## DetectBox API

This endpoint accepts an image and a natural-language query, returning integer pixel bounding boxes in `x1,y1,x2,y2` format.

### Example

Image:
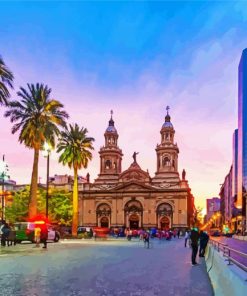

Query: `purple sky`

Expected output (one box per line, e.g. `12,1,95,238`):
1,1,247,209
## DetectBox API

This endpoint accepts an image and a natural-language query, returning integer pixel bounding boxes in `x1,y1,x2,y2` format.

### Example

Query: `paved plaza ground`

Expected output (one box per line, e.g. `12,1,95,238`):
0,238,213,296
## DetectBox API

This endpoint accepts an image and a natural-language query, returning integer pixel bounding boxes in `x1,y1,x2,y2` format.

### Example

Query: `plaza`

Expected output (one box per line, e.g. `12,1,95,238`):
0,239,213,296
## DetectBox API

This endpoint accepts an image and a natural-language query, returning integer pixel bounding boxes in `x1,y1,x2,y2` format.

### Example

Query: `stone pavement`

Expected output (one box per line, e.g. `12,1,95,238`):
0,239,214,296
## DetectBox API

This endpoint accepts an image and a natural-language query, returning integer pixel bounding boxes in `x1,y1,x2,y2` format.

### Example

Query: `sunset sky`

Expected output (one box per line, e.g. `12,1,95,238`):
1,1,247,209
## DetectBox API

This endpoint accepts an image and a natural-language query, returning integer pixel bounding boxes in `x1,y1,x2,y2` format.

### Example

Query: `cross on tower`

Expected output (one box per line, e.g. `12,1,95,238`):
166,106,170,115
110,110,113,119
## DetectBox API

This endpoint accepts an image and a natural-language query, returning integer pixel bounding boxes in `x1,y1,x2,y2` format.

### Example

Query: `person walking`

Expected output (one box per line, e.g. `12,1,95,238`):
34,226,41,247
40,224,48,249
0,221,10,247
177,229,181,239
7,224,16,246
184,230,190,247
199,231,209,257
190,228,200,266
143,231,150,249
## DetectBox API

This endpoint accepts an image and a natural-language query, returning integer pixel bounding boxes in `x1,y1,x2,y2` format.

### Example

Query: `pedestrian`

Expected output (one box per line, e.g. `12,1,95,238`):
7,224,16,246
1,221,10,247
184,230,190,247
143,231,150,249
199,231,209,257
40,224,48,249
34,226,41,247
177,229,180,239
190,228,200,266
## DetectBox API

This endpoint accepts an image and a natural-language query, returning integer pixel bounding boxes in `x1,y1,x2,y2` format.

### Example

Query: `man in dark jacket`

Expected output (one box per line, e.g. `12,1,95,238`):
40,224,48,249
199,231,209,257
190,228,200,265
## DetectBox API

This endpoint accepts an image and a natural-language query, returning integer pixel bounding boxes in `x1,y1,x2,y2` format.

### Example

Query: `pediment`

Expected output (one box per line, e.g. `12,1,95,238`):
109,181,153,192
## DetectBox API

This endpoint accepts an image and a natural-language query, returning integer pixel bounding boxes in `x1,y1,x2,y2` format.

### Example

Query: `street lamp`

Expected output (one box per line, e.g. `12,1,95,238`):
0,155,9,221
42,142,51,218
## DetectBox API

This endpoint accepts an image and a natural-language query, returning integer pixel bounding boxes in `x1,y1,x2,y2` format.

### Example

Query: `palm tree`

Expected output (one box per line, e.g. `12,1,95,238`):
0,55,14,105
5,83,69,218
57,123,94,236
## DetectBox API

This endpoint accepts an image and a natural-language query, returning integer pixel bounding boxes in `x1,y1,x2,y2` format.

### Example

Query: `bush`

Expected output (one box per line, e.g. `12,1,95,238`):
77,232,92,239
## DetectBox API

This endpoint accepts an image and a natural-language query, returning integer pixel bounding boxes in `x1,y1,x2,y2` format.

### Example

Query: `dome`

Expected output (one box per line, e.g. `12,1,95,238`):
162,107,174,129
162,121,173,128
106,125,117,133
105,110,118,133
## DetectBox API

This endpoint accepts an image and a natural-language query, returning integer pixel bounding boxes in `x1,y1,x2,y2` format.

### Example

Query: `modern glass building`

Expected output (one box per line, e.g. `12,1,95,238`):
232,129,238,198
237,48,247,230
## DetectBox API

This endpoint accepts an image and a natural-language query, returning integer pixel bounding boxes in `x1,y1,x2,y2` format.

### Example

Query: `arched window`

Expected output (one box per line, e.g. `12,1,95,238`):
165,133,169,140
124,200,143,213
96,203,111,217
105,160,111,169
156,203,173,216
163,156,171,166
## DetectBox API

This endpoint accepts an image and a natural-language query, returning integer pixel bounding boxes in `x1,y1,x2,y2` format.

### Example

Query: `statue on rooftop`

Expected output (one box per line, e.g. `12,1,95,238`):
132,152,139,163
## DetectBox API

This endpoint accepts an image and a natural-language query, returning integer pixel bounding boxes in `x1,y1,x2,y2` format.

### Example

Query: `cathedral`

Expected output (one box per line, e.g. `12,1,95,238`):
79,108,195,230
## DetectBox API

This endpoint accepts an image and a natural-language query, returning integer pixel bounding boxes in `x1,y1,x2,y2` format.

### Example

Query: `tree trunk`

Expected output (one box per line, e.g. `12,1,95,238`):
72,167,78,237
28,148,39,219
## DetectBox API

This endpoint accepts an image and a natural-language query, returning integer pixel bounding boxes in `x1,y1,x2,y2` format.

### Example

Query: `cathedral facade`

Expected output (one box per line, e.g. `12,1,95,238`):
78,109,195,230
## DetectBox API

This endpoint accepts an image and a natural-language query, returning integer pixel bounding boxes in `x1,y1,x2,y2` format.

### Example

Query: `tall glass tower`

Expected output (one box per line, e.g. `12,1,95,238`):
238,48,247,230
232,129,238,198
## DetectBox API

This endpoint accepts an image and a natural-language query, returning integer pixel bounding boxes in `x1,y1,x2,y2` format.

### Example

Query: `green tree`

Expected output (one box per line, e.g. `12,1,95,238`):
5,187,73,225
39,189,73,225
5,187,29,223
0,55,14,105
57,123,94,236
5,83,69,218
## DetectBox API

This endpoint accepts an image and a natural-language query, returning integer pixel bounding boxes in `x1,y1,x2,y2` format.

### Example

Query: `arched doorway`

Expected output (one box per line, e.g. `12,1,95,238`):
124,200,143,229
100,217,109,228
156,203,173,229
96,203,111,227
129,214,139,229
160,216,170,229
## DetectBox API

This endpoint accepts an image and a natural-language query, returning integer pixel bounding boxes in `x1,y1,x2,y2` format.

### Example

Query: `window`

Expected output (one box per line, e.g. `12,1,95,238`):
105,160,111,169
163,156,171,166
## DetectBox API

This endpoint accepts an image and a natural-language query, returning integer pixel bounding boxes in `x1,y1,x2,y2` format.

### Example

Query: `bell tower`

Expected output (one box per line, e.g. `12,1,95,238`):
95,111,123,184
152,106,180,184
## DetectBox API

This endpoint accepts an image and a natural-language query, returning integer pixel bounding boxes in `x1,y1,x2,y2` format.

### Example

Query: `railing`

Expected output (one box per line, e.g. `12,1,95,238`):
210,238,247,273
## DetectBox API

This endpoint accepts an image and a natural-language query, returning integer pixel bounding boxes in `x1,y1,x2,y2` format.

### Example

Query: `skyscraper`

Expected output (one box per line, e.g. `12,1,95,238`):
237,48,247,231
232,129,238,198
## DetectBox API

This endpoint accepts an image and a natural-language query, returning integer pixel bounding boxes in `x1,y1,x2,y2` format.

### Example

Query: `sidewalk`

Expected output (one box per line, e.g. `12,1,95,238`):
0,238,214,296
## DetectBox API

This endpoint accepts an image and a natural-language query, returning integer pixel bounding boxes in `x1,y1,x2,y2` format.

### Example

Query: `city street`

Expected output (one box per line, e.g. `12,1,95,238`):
0,238,213,296
212,236,247,267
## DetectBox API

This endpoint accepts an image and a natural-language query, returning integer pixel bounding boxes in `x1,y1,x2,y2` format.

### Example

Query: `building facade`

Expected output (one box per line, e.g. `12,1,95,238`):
79,109,195,230
237,48,247,231
206,197,220,222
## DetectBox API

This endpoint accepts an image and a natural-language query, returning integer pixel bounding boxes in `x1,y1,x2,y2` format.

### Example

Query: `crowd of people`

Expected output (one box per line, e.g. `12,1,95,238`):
124,228,182,240
1,220,209,260
124,227,209,262
0,220,48,249
0,221,17,247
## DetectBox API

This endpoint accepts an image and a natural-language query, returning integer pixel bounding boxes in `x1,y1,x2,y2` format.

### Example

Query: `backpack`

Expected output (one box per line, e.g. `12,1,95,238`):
2,226,10,236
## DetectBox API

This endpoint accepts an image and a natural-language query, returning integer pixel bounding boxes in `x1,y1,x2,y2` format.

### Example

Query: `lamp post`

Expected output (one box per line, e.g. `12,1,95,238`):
0,155,9,221
43,142,51,218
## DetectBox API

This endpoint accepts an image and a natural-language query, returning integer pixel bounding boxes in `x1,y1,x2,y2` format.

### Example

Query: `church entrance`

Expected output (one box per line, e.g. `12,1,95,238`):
160,216,170,229
100,217,109,228
129,214,139,229
124,200,143,229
